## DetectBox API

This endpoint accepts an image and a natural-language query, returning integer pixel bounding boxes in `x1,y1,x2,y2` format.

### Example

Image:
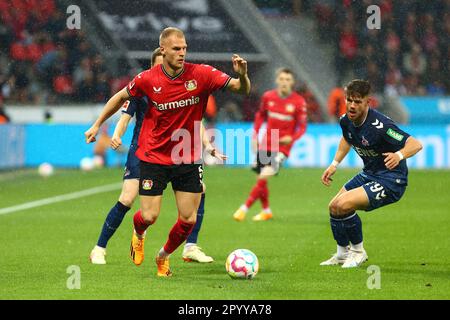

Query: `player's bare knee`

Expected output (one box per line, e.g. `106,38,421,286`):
141,210,159,225
118,195,136,208
335,200,355,216
178,209,197,224
329,199,339,216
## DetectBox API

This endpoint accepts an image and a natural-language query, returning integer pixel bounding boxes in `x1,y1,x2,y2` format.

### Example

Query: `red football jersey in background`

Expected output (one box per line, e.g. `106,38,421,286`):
127,63,231,165
254,89,307,156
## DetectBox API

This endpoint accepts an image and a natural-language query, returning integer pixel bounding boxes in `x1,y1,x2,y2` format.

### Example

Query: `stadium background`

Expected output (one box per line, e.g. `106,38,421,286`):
1,0,449,300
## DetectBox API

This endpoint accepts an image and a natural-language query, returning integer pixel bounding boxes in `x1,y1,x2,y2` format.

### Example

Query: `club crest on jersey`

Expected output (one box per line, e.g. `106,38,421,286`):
361,135,369,146
286,104,295,113
142,179,153,190
185,80,197,91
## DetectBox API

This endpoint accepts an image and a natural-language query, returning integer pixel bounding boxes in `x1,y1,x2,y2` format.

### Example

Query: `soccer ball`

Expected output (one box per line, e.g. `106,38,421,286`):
225,249,259,279
80,157,94,171
38,162,54,177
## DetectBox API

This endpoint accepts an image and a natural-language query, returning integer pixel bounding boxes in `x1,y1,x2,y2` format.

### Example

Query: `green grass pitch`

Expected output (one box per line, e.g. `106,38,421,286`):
0,167,449,300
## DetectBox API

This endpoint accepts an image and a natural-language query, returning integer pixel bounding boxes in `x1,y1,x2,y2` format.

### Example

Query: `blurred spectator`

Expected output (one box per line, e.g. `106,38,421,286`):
204,95,218,124
403,43,427,76
327,87,346,121
335,21,358,84
384,60,407,97
297,82,322,122
217,100,243,123
0,99,10,124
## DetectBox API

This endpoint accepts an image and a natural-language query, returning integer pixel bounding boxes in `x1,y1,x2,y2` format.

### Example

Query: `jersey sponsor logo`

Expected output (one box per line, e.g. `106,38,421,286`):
152,96,200,111
371,119,384,129
268,101,275,107
185,80,198,91
142,179,153,190
286,104,295,113
267,111,294,121
348,132,352,139
361,135,369,146
153,86,162,93
353,146,379,157
386,128,404,141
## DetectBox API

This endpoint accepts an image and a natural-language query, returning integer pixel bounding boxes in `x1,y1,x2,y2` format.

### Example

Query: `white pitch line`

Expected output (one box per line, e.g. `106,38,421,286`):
0,182,122,216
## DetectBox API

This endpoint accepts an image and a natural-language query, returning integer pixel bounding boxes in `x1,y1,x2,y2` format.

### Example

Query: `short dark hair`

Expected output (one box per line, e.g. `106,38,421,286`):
276,67,295,78
345,79,371,98
150,47,162,67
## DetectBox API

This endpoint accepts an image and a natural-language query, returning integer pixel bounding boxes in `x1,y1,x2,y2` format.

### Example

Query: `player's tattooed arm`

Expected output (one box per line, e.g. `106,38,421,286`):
321,137,351,186
227,54,251,95
110,113,132,150
84,87,131,143
383,136,423,170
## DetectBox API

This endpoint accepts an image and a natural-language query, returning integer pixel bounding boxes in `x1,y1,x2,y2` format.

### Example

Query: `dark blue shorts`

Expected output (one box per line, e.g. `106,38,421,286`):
123,148,140,180
344,172,406,211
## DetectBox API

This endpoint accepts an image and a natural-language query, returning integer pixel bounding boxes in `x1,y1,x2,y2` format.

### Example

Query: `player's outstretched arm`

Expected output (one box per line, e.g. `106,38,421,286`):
383,136,423,170
321,137,351,186
227,54,251,95
84,87,130,143
110,113,132,150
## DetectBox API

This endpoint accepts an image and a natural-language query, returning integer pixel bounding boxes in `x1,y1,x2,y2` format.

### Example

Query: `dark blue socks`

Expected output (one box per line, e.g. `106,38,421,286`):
186,193,205,244
330,212,363,247
97,201,130,248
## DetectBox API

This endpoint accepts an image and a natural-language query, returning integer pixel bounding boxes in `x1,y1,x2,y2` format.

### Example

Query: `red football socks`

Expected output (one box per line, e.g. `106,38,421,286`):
163,218,195,254
245,179,268,208
133,210,152,236
260,180,270,209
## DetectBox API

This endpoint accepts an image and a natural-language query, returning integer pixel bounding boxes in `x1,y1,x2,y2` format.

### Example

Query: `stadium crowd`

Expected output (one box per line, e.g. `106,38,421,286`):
313,0,450,96
0,0,114,106
1,0,449,124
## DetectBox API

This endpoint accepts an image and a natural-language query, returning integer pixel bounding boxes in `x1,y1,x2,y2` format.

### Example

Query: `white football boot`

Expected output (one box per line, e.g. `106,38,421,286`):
320,252,349,266
89,246,106,265
341,249,368,268
182,245,214,263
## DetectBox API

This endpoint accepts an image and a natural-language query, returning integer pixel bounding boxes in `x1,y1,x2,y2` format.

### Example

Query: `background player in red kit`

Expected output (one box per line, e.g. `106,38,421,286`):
233,68,307,222
85,27,250,277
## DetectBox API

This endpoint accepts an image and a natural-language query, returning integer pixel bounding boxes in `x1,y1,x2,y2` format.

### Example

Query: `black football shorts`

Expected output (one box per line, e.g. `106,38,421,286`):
139,161,203,196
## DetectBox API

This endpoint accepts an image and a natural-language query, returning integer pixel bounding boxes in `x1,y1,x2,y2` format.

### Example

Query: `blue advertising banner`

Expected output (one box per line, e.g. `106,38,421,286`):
1,123,448,169
400,97,450,125
0,124,25,169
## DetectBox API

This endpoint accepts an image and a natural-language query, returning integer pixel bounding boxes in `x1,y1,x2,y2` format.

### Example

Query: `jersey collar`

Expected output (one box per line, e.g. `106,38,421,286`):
161,64,185,80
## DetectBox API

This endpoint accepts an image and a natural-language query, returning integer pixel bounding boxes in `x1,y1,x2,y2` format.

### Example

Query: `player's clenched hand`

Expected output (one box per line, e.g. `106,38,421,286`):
383,152,401,170
110,135,122,150
321,165,337,186
84,125,99,143
232,54,247,76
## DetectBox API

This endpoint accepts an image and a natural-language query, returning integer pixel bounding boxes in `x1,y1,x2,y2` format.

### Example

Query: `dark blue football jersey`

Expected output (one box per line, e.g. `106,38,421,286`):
340,108,410,191
121,97,148,151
